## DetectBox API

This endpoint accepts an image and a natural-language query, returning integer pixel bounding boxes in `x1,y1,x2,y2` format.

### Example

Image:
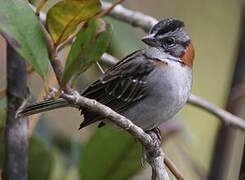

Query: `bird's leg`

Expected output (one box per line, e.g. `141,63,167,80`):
141,128,162,166
152,127,162,144
146,127,162,148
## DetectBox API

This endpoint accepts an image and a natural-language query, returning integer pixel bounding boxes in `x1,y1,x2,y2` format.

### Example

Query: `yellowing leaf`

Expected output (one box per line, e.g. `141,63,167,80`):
47,0,101,44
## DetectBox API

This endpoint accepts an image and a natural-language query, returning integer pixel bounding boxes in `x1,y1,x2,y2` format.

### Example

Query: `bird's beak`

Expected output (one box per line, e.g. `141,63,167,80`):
141,34,158,47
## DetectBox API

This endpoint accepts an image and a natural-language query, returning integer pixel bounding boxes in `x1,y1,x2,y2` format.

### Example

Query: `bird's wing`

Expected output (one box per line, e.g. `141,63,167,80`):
79,50,156,129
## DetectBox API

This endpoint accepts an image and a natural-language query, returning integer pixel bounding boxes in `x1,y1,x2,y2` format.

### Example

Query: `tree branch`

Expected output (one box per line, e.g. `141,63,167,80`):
164,156,184,180
188,94,245,131
3,44,29,180
100,52,119,66
101,2,158,32
60,91,170,180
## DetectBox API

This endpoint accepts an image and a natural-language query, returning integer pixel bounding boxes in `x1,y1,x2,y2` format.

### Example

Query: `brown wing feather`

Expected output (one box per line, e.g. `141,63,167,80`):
79,50,156,129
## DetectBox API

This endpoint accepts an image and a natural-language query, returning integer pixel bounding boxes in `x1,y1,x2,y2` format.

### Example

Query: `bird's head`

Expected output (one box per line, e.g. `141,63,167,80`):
142,18,194,67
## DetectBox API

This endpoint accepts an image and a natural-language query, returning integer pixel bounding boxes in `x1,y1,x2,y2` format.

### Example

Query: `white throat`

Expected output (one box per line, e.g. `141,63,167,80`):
144,46,181,64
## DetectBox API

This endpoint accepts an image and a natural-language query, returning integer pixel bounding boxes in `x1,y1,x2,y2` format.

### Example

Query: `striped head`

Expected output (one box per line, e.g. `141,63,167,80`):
142,18,194,67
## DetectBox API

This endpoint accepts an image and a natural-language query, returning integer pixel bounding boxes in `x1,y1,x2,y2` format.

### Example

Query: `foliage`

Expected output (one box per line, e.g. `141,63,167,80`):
0,0,143,179
46,0,101,44
62,18,112,85
80,127,142,180
0,0,49,77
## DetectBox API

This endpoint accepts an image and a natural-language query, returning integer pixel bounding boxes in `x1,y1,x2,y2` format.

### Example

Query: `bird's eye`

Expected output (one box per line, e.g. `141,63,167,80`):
164,37,175,47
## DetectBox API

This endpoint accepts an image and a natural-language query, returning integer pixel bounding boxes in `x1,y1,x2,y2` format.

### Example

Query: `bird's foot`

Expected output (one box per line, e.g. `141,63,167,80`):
141,128,162,166
146,127,162,147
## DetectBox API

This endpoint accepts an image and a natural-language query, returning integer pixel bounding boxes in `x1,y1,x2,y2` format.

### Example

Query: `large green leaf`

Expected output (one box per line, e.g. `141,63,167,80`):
79,127,142,180
61,18,112,86
0,0,49,77
46,0,101,44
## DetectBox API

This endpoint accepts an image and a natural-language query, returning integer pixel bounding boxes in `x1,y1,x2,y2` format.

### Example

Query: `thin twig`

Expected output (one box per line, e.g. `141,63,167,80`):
40,23,54,56
101,2,158,32
164,156,184,180
97,0,125,18
29,3,64,88
188,94,245,131
174,141,206,179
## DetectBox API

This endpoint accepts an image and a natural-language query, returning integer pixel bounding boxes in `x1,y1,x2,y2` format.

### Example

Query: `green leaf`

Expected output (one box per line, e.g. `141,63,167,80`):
28,136,54,180
61,18,112,86
79,127,142,180
0,0,49,77
47,0,101,44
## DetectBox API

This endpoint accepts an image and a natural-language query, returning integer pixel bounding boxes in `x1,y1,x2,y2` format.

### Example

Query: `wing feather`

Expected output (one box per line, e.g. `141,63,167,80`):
79,50,156,129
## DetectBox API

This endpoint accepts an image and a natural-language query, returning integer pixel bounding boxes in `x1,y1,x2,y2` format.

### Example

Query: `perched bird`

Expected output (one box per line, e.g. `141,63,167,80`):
21,18,194,131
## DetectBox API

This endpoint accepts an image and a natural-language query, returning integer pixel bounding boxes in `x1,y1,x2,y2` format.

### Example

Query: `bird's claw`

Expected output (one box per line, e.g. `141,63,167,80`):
140,128,163,166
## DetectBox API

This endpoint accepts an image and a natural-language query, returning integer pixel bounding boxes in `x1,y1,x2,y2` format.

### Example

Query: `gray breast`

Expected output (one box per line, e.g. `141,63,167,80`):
122,61,192,130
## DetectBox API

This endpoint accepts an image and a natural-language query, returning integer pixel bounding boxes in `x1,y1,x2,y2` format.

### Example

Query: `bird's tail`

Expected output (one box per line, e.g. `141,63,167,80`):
20,98,79,116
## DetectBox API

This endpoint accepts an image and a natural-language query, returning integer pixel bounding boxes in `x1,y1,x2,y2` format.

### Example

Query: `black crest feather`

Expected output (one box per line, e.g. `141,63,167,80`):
150,18,184,35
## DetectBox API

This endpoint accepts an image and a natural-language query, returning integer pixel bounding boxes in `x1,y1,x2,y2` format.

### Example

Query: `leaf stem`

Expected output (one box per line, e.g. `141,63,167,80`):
164,156,184,180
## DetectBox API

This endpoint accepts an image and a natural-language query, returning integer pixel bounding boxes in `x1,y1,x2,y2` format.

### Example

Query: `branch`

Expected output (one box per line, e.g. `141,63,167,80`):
164,156,184,180
97,0,126,18
3,44,29,180
101,2,158,32
188,94,245,131
100,52,119,66
29,3,64,87
60,91,170,180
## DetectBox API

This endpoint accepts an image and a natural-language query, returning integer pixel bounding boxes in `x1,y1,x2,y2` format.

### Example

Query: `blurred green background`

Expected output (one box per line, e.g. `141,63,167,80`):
0,0,243,179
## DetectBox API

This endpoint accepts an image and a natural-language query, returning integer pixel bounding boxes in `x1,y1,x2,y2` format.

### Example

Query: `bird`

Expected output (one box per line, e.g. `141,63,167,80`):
20,18,195,131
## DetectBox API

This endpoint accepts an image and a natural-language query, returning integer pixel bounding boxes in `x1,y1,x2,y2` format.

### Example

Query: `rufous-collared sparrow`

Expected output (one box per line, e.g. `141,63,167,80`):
21,18,195,131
